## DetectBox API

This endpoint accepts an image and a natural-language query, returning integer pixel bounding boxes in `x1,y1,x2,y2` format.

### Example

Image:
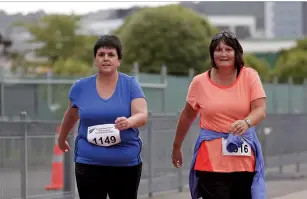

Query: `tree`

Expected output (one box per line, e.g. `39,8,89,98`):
244,54,271,82
114,5,217,76
274,49,307,84
15,14,97,76
52,58,94,77
9,51,26,73
12,15,99,119
296,37,307,51
273,36,307,84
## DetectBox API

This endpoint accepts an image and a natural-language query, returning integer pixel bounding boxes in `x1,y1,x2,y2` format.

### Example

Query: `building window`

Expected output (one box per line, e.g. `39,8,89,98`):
216,25,231,32
235,26,251,39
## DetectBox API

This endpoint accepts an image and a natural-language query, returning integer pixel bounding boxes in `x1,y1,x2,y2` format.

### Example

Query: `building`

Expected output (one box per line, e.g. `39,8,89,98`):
181,1,307,39
205,15,259,39
265,2,306,39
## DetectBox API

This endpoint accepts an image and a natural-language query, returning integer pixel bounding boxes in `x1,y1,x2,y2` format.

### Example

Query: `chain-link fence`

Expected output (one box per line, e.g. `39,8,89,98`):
1,112,307,199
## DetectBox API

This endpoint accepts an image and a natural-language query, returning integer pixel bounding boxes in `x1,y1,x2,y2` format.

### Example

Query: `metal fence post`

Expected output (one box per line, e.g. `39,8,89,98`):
161,65,167,113
132,62,140,81
262,127,271,168
0,83,4,117
288,77,293,113
297,79,307,173
64,125,76,199
147,112,153,197
304,79,307,113
176,112,183,192
188,68,195,80
296,154,301,173
272,77,283,173
257,127,266,167
20,111,28,199
272,76,278,113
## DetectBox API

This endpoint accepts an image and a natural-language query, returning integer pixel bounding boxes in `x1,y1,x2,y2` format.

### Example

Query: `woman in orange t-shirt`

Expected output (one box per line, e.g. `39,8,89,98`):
172,31,267,199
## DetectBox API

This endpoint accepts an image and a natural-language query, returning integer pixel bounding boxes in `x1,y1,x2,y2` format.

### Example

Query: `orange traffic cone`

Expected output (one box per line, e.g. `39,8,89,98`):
45,125,64,190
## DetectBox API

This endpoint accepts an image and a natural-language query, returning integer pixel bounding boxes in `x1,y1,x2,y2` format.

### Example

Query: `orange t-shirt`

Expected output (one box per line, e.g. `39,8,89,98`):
186,67,266,173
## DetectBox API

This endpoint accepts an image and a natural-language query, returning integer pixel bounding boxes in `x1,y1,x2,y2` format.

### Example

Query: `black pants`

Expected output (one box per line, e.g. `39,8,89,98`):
75,162,142,199
196,171,255,199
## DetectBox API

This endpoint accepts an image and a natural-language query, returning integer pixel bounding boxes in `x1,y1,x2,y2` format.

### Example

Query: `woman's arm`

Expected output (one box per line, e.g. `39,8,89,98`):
245,97,267,127
173,102,199,149
58,102,79,140
128,98,148,128
230,98,267,135
58,102,79,151
231,69,267,134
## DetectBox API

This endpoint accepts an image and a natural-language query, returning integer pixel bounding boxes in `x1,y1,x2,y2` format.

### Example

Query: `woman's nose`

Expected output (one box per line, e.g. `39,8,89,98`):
102,55,110,60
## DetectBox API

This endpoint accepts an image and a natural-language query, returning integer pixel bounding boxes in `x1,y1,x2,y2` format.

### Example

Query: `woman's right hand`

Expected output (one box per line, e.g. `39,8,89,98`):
171,147,183,168
58,136,71,152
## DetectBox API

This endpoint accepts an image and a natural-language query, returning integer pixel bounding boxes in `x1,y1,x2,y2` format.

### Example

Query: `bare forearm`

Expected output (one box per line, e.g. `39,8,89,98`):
128,112,148,128
245,107,266,126
173,112,196,149
58,111,78,140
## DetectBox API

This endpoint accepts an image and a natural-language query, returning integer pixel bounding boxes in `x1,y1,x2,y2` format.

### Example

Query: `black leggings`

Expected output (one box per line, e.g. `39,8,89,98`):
75,162,142,199
196,171,255,199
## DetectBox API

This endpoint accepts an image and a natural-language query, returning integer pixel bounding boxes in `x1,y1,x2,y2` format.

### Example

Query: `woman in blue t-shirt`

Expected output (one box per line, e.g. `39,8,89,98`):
57,35,148,199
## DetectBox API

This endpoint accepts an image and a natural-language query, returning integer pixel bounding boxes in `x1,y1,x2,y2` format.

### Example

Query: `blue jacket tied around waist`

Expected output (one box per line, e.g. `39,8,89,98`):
189,127,266,199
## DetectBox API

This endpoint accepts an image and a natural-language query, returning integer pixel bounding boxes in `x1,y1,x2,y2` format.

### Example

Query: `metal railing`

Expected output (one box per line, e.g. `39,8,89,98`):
1,112,307,199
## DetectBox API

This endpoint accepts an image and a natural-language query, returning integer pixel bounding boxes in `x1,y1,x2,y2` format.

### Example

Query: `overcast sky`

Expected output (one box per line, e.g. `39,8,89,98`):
0,1,179,15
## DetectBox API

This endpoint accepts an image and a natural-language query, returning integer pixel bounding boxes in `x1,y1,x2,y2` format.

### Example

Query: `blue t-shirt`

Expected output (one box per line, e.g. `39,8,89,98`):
69,72,146,166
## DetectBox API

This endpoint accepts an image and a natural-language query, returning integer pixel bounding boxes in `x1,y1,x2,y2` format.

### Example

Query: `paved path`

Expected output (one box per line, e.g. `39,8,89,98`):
1,163,307,199
271,190,307,199
140,188,307,199
140,163,307,199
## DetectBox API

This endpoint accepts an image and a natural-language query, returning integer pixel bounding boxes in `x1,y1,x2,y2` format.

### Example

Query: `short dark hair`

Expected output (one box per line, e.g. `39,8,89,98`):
209,31,244,70
93,35,123,59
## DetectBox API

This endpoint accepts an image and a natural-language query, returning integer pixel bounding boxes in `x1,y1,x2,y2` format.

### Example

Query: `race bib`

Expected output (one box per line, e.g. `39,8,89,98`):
222,138,251,156
87,124,121,147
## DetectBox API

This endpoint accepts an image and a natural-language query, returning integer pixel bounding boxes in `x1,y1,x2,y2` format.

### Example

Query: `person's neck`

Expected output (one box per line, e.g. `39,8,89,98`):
212,67,237,80
97,71,119,85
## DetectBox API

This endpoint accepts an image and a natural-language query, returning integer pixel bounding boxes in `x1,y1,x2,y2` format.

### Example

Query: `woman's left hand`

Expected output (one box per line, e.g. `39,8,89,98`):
115,117,132,130
230,120,249,136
